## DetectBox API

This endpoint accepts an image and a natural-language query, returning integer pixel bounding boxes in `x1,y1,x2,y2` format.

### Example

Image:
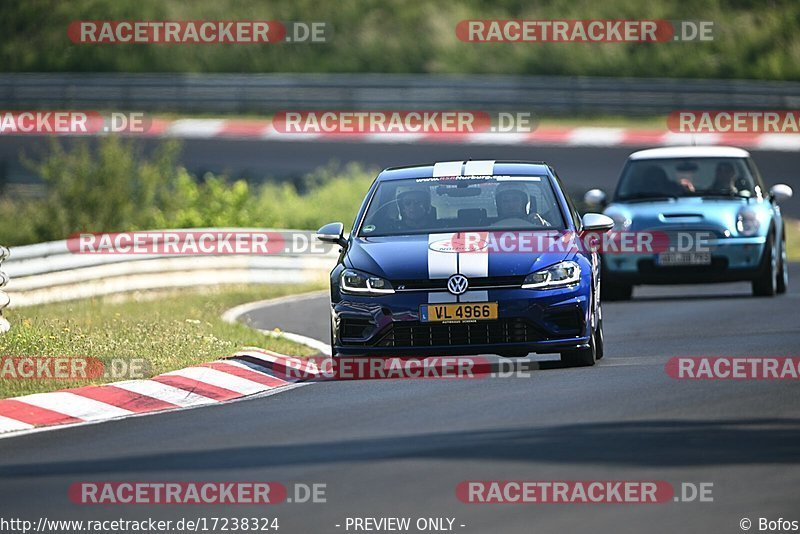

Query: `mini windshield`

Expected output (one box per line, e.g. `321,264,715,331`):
616,157,757,201
358,176,566,237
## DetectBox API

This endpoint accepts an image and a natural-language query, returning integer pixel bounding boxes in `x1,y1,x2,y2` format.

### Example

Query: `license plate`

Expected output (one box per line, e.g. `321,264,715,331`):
657,252,711,266
420,302,498,323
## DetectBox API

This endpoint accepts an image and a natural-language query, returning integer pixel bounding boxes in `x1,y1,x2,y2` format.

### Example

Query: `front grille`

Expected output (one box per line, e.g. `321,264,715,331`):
637,257,729,273
374,318,547,347
394,276,525,291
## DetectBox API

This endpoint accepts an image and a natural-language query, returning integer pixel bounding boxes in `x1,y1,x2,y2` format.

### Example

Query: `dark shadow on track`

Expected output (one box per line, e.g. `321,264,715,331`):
3,418,798,478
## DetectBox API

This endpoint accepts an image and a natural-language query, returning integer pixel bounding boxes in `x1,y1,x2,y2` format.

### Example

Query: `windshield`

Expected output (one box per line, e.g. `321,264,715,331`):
358,175,566,237
615,157,757,201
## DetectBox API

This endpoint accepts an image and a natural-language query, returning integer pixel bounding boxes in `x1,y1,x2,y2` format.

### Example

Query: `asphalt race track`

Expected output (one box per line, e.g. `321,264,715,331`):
0,265,798,533
3,137,800,217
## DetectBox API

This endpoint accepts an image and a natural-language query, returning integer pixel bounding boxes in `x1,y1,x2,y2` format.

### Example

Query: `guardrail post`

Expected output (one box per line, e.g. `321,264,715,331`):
0,245,9,332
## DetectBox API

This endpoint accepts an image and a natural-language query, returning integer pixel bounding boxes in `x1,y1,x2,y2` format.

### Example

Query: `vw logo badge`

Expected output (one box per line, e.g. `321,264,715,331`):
447,274,469,295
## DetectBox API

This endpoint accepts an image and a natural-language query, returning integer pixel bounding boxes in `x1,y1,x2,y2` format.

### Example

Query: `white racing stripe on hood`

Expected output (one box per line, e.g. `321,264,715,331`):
459,242,489,278
427,232,490,303
428,233,458,279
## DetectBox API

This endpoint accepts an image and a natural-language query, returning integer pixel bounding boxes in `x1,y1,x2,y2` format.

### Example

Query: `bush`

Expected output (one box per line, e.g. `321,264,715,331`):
0,138,376,246
1,0,800,80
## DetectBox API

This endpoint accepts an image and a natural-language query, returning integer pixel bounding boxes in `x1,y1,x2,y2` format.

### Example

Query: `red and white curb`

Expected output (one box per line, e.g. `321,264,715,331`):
0,348,322,437
27,118,800,151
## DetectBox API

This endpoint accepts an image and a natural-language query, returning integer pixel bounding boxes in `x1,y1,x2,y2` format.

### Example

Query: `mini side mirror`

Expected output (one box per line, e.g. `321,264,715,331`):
584,189,607,207
769,184,793,204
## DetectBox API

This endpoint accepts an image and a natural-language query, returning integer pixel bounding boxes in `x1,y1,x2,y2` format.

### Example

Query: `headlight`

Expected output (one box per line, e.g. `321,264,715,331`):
340,269,394,295
736,208,760,236
522,261,581,289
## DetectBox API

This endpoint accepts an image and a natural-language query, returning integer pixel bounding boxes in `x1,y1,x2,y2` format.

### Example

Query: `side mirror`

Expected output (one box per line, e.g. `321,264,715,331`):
316,222,348,248
769,184,793,204
583,189,607,207
581,213,615,233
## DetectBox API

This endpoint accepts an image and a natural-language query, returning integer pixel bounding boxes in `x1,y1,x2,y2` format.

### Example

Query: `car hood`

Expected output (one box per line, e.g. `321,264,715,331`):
345,233,570,281
605,196,770,233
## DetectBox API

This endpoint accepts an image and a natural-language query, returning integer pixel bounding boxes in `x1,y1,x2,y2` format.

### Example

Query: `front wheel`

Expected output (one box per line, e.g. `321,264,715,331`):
752,233,778,297
594,315,605,360
561,328,597,367
777,232,788,295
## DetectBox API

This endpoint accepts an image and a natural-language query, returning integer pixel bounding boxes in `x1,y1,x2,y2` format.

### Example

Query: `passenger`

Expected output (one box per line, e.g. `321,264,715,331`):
494,182,549,225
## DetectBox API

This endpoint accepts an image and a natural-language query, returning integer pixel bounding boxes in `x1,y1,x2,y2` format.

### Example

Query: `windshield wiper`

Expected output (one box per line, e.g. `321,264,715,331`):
696,193,739,199
616,193,678,203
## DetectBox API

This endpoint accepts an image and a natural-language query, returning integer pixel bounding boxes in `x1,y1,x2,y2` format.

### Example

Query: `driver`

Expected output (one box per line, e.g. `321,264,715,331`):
710,162,737,194
494,182,549,225
396,188,435,230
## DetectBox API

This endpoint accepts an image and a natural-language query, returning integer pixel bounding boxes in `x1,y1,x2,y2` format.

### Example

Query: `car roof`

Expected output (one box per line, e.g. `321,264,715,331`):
377,160,552,181
628,146,751,160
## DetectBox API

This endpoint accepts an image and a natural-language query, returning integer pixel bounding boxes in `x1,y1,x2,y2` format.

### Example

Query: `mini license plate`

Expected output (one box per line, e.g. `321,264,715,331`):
420,302,498,323
657,252,712,266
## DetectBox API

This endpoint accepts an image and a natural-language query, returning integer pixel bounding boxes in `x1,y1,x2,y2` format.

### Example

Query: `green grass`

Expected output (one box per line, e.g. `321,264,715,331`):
0,283,324,398
786,218,800,262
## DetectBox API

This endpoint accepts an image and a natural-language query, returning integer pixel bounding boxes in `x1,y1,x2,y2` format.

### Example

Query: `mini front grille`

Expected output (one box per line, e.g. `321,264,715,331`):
374,318,547,347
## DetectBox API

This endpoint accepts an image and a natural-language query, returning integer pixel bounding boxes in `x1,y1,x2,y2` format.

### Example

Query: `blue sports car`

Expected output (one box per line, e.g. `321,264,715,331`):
316,160,614,367
584,146,793,300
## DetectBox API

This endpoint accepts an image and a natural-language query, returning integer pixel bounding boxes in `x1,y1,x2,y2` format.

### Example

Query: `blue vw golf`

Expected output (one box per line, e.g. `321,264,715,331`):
316,160,614,367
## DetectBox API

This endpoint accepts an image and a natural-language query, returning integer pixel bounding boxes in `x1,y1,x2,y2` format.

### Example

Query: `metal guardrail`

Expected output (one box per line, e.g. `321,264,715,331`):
1,73,800,115
0,245,9,332
2,229,337,308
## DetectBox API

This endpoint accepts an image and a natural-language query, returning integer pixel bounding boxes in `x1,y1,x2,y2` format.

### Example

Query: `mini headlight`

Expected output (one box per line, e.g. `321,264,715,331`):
340,269,395,294
522,261,581,289
736,208,760,236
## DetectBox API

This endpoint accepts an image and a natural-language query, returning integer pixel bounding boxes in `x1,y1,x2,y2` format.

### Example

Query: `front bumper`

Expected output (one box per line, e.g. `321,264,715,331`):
331,284,591,357
603,236,766,284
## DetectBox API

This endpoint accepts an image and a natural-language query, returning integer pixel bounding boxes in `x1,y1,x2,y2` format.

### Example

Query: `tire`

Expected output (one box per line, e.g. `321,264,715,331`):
561,327,597,367
595,315,605,360
329,325,338,358
777,231,788,295
752,232,778,297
